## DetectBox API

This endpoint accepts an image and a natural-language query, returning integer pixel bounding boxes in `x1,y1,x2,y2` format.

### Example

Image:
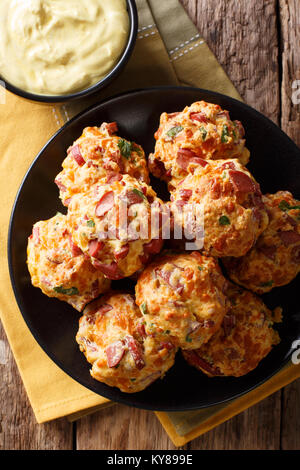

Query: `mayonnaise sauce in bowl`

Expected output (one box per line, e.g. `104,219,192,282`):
0,0,130,96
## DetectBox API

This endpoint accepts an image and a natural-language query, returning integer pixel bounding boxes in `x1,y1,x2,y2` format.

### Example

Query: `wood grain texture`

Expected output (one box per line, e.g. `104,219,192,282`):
280,0,300,145
76,405,185,450
188,392,281,450
181,0,280,122
0,323,73,450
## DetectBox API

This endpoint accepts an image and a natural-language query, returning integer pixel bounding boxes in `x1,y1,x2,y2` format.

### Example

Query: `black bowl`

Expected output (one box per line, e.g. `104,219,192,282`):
8,87,300,411
0,0,138,104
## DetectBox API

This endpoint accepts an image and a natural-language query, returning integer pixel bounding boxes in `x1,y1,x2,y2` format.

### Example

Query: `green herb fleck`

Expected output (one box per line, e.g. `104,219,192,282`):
140,302,148,315
278,200,291,212
197,266,203,271
166,126,183,138
219,215,231,226
87,219,95,228
278,200,300,212
199,126,207,141
130,378,136,382
132,188,147,200
53,286,79,296
260,280,274,288
118,138,132,159
185,334,192,343
221,124,230,143
164,330,171,335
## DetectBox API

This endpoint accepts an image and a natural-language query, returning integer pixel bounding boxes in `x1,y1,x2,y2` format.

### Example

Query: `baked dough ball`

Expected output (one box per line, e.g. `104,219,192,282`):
67,174,165,280
76,293,177,393
148,101,250,188
223,191,300,293
170,159,269,257
55,122,149,206
27,213,110,311
135,251,228,350
182,283,281,377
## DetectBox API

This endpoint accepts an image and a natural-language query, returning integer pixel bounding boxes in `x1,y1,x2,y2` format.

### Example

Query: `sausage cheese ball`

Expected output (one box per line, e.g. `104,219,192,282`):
135,251,228,350
67,173,165,280
76,293,177,393
183,283,281,377
170,159,269,257
55,122,149,207
223,191,300,294
148,101,250,188
27,213,110,311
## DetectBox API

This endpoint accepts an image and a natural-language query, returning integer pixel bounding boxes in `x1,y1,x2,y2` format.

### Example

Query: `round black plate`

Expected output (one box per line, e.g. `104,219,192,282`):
8,87,300,411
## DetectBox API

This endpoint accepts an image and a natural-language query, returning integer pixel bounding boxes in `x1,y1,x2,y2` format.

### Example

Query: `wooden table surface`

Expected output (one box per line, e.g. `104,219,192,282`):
1,0,300,450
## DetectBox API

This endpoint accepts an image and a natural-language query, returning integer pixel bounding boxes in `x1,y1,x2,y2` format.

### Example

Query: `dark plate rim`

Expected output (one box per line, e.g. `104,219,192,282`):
0,0,138,103
7,85,299,411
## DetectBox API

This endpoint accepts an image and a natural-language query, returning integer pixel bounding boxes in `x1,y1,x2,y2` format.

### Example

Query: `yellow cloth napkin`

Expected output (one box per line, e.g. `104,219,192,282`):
0,0,299,443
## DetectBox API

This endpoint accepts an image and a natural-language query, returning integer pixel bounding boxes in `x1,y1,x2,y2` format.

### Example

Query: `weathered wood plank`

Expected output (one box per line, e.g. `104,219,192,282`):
76,404,185,450
279,0,300,450
280,0,300,145
181,0,280,122
188,392,281,450
0,323,73,450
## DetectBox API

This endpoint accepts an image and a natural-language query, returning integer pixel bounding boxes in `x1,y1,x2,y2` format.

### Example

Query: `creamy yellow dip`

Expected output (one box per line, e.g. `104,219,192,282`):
0,0,129,95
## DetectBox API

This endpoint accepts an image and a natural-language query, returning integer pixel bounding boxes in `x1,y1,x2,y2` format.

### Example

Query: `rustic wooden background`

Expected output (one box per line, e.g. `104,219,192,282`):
1,0,299,450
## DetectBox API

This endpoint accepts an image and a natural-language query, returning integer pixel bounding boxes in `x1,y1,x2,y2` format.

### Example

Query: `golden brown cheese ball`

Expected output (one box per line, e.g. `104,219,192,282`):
27,213,110,311
170,159,269,257
76,293,177,393
223,191,300,294
67,173,165,280
135,251,228,350
182,283,281,377
55,122,149,207
148,101,250,188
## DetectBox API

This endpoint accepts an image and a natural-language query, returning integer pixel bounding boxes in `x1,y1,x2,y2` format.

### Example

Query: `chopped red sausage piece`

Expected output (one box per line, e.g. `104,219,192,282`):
136,321,147,339
125,189,144,205
95,191,115,217
222,314,236,337
106,340,125,368
143,238,163,255
179,189,193,201
93,261,123,280
69,236,82,257
190,112,209,123
186,351,223,376
104,122,118,135
54,178,67,192
106,172,123,184
258,244,277,261
177,148,208,171
228,170,257,193
88,239,104,258
97,303,113,315
278,230,300,246
124,335,145,370
234,120,245,137
71,145,85,166
114,243,129,261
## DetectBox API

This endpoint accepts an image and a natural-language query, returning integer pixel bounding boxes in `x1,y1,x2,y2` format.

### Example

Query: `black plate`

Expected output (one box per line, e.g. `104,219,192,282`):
8,87,300,411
